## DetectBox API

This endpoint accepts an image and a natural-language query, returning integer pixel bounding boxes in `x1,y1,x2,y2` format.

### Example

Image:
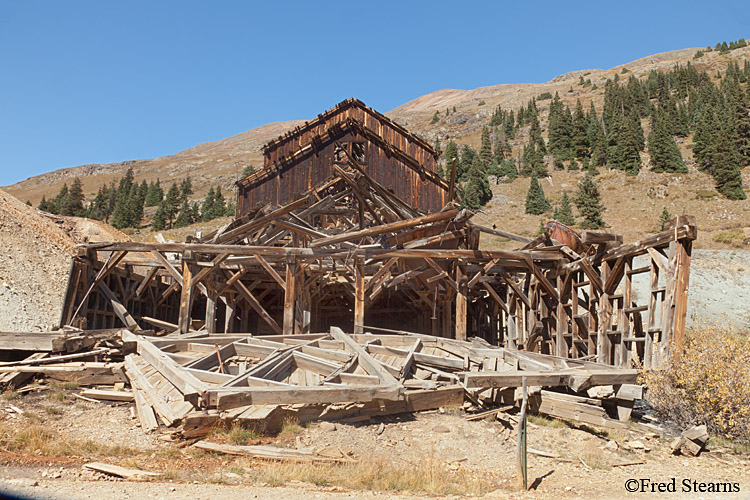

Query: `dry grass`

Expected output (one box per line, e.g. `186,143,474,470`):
578,442,610,470
528,414,572,429
227,424,262,446
251,454,495,495
0,424,142,458
278,418,303,439
2,388,18,400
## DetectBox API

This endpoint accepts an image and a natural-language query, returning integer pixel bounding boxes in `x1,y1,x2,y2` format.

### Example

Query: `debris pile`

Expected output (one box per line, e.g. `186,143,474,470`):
1,327,649,440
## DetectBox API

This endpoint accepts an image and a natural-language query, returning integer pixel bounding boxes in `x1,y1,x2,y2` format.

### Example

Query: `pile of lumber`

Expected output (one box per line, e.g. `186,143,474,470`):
0,328,126,390
1,326,647,437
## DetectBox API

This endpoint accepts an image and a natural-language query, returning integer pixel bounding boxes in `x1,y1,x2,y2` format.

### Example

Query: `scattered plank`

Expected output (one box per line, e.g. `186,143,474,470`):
193,441,353,463
79,389,134,402
83,462,161,480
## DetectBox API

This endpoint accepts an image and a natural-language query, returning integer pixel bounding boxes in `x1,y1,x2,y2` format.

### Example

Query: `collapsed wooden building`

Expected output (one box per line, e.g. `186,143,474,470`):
0,98,698,435
59,98,696,371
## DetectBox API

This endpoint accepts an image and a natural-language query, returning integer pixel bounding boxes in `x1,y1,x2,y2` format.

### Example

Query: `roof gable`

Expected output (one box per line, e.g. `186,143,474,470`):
261,98,437,157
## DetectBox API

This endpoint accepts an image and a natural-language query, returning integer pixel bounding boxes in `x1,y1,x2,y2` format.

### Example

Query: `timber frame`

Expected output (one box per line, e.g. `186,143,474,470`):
60,162,696,370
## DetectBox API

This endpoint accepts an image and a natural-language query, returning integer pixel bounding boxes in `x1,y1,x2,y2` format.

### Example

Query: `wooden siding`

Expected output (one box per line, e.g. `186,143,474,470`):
238,100,446,214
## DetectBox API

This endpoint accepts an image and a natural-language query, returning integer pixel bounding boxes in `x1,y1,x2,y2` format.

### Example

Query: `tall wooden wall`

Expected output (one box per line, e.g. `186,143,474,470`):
237,99,446,214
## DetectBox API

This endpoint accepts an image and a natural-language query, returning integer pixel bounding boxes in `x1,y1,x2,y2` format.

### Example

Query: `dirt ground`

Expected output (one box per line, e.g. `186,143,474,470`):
1,383,749,500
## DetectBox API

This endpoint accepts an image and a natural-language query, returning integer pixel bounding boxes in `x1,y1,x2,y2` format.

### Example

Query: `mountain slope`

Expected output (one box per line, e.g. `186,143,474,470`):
3,44,749,249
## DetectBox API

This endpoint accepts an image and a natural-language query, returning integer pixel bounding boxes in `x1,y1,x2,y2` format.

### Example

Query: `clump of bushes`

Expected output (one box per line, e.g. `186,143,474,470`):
643,325,750,443
712,229,747,248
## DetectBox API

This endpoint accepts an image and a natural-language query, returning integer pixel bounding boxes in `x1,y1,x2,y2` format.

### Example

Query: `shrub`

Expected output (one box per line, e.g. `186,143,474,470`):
643,325,750,443
712,229,746,248
694,189,716,200
537,92,552,100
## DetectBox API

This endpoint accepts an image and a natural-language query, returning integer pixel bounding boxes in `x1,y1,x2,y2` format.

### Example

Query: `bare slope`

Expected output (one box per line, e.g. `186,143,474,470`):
0,190,75,331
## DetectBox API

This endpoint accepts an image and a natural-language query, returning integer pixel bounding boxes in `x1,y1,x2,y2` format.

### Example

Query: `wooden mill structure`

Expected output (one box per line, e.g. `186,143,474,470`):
59,100,696,370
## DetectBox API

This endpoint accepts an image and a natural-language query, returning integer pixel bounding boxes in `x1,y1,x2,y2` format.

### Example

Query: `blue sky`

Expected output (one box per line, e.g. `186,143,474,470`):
1,0,748,187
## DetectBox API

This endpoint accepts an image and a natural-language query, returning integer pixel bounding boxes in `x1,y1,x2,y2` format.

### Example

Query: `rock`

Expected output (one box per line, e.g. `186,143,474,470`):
318,421,337,432
603,440,619,451
682,424,709,445
624,440,645,450
432,424,451,433
671,425,708,457
224,472,240,479
376,423,385,435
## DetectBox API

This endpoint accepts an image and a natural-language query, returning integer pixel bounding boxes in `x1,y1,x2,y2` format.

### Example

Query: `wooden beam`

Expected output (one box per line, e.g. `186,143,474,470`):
455,265,467,341
329,327,399,386
354,258,365,334
177,259,194,334
309,210,458,248
282,259,297,335
235,280,282,335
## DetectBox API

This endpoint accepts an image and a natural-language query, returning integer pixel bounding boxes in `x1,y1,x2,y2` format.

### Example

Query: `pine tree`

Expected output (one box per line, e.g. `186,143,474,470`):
556,190,575,225
528,110,546,154
151,205,167,231
173,199,196,228
161,183,181,228
524,176,551,215
61,177,85,216
573,172,606,228
659,206,671,231
572,99,589,159
144,179,164,207
592,125,608,166
479,127,493,167
548,93,574,163
444,140,459,175
90,185,109,221
692,111,714,169
733,88,750,165
486,159,503,184
38,195,50,212
458,145,477,180
500,159,518,180
25,200,32,206
461,156,492,209
648,111,687,173
51,184,68,215
241,165,256,178
201,187,216,222
180,176,193,202
707,128,747,200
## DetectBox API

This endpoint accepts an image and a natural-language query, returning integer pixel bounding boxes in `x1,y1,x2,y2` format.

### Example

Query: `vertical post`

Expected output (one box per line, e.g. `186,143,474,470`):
570,271,580,357
178,254,193,334
223,295,235,333
671,239,692,358
621,258,633,367
659,241,677,365
205,294,217,334
597,261,612,364
441,296,452,338
448,158,457,202
516,376,528,491
283,257,297,335
354,257,365,334
556,275,568,358
455,264,467,341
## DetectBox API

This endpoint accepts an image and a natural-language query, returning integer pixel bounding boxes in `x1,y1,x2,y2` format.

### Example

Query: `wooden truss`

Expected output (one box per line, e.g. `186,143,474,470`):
61,163,696,370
